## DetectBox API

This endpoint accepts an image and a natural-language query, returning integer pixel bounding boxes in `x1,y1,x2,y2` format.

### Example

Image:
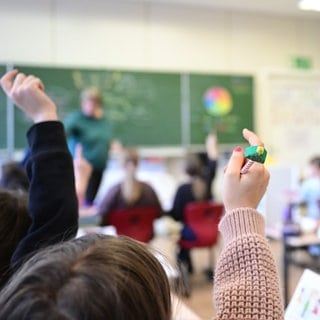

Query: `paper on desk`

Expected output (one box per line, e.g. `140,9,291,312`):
285,269,320,320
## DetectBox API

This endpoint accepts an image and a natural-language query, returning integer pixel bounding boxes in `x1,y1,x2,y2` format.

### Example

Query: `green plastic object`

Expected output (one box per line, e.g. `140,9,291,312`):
244,145,267,163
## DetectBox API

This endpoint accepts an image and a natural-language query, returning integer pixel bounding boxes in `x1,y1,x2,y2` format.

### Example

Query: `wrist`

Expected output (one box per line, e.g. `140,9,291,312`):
223,201,258,212
33,111,59,123
219,207,265,244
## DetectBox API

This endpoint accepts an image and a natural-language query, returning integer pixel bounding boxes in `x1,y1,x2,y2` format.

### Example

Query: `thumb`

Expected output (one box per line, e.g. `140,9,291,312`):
225,146,245,175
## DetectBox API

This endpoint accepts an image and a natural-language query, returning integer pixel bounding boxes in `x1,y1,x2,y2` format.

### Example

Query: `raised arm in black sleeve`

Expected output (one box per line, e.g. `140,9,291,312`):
11,121,78,271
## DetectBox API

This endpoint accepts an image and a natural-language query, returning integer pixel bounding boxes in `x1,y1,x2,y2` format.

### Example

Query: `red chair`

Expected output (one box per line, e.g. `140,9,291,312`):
107,207,159,243
179,201,224,249
178,201,224,296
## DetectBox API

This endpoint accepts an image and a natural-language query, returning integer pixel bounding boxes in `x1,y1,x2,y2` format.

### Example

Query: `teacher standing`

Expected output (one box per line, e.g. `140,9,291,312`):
64,87,112,205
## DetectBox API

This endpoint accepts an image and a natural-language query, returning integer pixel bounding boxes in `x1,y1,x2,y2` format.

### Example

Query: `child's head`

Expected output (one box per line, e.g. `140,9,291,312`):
0,190,30,281
0,234,172,320
0,161,29,192
121,147,139,176
191,175,208,201
184,153,202,177
122,148,139,166
80,87,103,116
309,156,320,177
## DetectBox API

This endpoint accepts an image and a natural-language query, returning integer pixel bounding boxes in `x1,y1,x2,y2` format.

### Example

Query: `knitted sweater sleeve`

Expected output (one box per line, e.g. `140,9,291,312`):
213,208,284,320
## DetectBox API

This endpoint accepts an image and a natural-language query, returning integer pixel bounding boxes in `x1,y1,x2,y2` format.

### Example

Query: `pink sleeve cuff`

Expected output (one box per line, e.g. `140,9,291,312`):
219,208,266,244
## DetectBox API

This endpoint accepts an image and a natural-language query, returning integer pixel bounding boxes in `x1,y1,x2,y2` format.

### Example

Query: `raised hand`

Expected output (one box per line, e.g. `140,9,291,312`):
222,128,270,211
0,69,58,123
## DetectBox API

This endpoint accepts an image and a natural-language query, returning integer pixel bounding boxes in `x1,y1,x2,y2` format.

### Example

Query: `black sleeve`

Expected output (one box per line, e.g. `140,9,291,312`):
170,185,190,222
204,159,218,200
11,121,78,270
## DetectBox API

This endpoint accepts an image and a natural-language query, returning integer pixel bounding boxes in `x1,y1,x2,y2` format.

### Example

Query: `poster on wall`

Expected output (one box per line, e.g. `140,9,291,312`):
268,72,320,167
189,74,254,145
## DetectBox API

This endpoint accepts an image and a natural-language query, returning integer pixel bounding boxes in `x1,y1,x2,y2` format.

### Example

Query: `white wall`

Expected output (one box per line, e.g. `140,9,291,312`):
1,0,320,165
0,0,319,72
1,0,319,213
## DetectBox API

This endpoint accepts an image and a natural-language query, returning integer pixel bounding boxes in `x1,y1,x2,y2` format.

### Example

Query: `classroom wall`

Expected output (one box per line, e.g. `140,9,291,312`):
1,0,320,73
1,0,320,144
1,0,320,153
1,0,319,212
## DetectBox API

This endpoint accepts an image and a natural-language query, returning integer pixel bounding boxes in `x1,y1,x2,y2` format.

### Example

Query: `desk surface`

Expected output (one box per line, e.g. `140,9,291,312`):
285,233,320,247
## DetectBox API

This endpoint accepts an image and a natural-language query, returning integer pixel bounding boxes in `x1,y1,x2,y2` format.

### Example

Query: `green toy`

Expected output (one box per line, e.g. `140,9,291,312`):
240,145,268,174
244,145,267,163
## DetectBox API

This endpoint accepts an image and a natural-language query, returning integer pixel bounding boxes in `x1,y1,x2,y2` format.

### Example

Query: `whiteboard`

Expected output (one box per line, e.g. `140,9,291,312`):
263,71,320,168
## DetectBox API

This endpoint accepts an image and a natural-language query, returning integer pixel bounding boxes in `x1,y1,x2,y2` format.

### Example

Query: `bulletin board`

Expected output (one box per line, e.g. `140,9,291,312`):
266,71,320,167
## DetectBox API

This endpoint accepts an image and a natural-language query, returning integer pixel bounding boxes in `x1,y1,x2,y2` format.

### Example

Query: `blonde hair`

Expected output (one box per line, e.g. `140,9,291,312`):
81,87,102,104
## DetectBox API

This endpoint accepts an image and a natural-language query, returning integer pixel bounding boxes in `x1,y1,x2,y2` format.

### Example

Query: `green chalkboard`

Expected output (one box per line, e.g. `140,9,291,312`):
189,74,254,144
6,66,254,149
14,66,182,148
0,65,7,149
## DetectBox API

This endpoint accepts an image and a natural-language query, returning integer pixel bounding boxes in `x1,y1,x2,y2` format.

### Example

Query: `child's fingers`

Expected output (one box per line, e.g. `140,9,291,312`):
225,146,245,175
24,75,45,91
0,69,18,94
11,72,27,94
242,128,264,147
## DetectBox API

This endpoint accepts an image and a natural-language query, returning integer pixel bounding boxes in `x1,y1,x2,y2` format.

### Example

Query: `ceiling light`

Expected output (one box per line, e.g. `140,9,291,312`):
298,0,320,11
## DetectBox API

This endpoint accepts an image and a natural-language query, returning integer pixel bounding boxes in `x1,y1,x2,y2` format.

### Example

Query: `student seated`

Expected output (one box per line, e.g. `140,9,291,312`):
0,189,30,286
98,147,163,226
0,160,31,281
295,156,320,256
298,156,320,220
0,125,285,319
170,154,211,273
0,69,78,288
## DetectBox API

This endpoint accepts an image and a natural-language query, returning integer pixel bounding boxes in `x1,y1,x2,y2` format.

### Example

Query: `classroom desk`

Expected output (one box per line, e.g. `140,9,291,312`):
283,232,320,306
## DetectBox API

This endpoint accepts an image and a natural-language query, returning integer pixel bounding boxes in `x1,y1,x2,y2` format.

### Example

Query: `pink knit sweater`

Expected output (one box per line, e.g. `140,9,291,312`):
213,208,284,320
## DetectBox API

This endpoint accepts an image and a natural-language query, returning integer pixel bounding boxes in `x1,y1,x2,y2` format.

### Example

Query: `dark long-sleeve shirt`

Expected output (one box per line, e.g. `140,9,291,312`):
11,121,78,272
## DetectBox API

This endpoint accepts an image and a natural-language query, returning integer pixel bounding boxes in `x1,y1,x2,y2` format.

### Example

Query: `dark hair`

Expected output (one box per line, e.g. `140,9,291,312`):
184,153,202,177
0,190,30,282
310,156,320,170
0,234,172,320
0,161,29,192
121,147,139,167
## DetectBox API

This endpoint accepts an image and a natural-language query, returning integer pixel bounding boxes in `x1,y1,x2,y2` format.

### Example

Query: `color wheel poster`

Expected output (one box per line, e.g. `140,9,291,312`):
189,74,254,144
285,269,320,320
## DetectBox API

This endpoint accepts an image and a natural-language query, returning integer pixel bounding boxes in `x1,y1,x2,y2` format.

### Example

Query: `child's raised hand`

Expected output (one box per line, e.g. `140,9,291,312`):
0,70,58,123
222,128,270,212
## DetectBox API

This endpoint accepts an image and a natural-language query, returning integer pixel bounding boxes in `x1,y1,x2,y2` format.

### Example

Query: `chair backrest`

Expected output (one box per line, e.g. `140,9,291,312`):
180,201,224,248
107,207,159,242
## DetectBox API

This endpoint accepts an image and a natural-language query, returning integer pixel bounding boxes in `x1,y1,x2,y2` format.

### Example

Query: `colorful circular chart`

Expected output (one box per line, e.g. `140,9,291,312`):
203,87,233,116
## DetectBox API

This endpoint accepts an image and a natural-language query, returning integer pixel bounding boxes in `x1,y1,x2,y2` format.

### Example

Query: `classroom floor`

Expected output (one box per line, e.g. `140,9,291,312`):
152,237,305,320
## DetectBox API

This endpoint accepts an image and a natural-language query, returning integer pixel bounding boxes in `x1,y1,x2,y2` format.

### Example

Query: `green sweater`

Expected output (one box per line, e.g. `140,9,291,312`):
64,111,112,170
